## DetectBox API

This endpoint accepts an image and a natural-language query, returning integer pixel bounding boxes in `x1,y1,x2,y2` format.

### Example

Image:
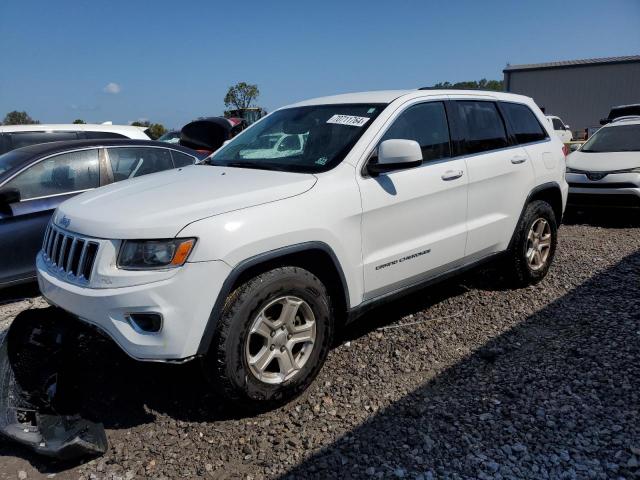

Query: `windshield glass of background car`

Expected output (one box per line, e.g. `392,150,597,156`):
209,104,385,173
581,124,640,152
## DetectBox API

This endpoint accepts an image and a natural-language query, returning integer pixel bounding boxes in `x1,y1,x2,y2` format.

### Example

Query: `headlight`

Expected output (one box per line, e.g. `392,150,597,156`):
117,238,196,270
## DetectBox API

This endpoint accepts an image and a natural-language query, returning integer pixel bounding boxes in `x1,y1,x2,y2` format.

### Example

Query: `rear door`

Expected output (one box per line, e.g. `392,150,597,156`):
0,148,102,284
448,98,534,258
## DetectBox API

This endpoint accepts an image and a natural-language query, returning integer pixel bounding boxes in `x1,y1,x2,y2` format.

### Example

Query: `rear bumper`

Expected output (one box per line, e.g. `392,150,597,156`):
37,252,231,361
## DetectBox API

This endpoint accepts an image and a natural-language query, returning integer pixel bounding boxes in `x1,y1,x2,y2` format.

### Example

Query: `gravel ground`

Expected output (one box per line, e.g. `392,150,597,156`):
0,213,638,480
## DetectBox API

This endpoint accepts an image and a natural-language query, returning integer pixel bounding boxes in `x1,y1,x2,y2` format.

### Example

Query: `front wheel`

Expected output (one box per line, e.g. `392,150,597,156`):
505,200,558,286
203,266,333,409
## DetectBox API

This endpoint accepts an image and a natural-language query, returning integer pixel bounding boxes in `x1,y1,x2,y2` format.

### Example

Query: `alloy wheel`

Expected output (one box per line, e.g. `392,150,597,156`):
526,218,552,271
245,296,316,384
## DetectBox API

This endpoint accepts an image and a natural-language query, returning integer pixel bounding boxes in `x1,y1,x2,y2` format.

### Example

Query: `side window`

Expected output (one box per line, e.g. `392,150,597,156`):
85,131,127,139
552,118,565,130
380,102,451,162
171,150,195,167
455,101,509,154
6,149,100,200
107,147,173,181
501,103,548,144
9,131,80,150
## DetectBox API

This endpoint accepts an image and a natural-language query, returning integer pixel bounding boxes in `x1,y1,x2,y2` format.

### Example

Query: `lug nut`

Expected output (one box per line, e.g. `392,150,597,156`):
270,345,275,351
270,331,276,337
280,346,286,352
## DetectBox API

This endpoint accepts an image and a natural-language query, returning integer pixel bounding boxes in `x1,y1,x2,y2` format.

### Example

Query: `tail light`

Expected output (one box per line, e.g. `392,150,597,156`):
562,145,569,157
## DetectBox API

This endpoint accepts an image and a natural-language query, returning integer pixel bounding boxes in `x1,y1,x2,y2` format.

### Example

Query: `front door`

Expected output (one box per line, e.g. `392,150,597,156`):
0,148,101,285
357,101,468,300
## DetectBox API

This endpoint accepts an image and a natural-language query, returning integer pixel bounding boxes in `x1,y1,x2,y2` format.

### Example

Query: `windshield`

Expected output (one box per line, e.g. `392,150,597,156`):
157,131,180,143
207,104,385,173
581,124,640,153
0,149,30,176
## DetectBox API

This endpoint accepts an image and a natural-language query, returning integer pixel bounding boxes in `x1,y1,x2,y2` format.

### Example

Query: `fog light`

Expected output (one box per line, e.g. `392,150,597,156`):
126,313,162,334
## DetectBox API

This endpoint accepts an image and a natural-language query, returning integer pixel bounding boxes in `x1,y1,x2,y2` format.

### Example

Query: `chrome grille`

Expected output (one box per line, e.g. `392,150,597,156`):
42,224,99,282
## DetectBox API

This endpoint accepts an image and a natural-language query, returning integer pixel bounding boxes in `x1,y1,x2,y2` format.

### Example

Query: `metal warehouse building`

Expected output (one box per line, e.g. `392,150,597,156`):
504,55,640,136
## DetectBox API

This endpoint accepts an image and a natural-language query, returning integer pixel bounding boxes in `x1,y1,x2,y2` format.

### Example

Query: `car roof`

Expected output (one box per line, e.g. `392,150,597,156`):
288,89,535,107
0,123,147,134
6,138,199,157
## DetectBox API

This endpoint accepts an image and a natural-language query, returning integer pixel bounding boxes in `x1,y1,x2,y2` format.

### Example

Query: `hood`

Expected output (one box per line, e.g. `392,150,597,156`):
567,151,640,172
54,165,317,239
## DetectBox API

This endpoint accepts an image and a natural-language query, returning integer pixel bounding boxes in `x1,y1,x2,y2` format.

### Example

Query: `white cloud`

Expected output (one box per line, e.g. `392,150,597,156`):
103,82,121,94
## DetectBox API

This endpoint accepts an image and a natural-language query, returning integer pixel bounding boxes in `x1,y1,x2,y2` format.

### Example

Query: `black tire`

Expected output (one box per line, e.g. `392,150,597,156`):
203,266,333,409
505,200,558,287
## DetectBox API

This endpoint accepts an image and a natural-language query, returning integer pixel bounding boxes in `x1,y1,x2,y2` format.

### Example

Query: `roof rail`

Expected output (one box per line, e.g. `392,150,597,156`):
611,115,640,123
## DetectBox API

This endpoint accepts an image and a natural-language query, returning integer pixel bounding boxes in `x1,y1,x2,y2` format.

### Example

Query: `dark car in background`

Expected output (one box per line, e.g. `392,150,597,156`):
0,124,150,155
0,139,199,287
600,104,640,125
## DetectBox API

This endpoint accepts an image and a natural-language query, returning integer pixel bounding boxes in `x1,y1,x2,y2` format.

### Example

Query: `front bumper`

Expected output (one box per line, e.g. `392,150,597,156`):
567,172,640,209
37,252,231,361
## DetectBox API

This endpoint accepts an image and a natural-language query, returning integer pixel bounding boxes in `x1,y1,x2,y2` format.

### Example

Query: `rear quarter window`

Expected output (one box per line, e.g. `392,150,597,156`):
501,103,549,144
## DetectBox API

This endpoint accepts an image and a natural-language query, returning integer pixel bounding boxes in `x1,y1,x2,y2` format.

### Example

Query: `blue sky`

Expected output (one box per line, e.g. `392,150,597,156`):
1,0,638,129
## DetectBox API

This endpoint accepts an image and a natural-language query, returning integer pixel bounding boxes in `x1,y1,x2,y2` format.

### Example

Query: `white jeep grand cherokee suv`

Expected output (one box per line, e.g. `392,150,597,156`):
37,89,568,407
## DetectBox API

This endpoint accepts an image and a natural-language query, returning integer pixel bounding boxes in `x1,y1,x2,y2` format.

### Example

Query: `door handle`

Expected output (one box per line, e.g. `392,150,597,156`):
441,169,464,181
511,155,528,164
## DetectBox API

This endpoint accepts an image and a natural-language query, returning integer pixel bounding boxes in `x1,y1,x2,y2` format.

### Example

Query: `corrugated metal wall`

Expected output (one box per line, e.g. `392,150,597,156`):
505,62,640,133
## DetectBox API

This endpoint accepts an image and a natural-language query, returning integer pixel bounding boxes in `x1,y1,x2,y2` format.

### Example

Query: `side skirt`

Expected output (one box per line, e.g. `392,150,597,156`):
346,251,505,323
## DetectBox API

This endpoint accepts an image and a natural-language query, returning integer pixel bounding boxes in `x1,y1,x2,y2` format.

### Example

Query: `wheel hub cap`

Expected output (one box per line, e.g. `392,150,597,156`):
245,296,316,384
526,218,552,271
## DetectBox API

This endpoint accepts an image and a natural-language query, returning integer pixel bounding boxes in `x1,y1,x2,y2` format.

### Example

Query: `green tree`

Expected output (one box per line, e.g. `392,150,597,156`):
130,120,166,140
224,82,260,112
72,119,86,124
3,110,39,125
432,79,504,92
147,123,167,140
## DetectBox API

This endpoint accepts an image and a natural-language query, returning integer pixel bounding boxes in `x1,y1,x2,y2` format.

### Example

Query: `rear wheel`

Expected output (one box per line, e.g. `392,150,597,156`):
204,266,333,408
505,200,558,286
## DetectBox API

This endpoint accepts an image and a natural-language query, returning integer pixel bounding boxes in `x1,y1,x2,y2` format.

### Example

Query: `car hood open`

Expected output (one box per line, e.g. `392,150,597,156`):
568,151,640,172
54,165,317,239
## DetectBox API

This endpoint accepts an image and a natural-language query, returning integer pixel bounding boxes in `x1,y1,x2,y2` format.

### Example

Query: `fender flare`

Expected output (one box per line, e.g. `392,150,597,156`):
196,241,350,356
508,181,563,250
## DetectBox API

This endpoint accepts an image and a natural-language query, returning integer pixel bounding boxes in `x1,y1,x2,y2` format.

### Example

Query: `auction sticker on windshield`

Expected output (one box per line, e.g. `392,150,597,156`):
326,115,370,127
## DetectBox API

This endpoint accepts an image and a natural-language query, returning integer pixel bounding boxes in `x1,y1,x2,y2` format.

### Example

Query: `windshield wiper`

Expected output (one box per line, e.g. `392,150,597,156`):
223,161,274,170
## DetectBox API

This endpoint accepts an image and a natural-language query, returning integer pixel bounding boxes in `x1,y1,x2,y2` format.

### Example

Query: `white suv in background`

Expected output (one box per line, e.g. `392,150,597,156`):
567,117,640,209
37,89,568,407
0,123,150,154
546,115,573,143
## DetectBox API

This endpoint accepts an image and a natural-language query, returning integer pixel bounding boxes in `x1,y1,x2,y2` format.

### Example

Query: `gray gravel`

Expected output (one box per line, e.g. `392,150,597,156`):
0,214,638,480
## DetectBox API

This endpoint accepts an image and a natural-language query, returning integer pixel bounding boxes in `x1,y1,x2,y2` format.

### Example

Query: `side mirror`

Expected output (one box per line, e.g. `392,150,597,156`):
367,139,423,176
0,188,20,206
564,124,570,130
